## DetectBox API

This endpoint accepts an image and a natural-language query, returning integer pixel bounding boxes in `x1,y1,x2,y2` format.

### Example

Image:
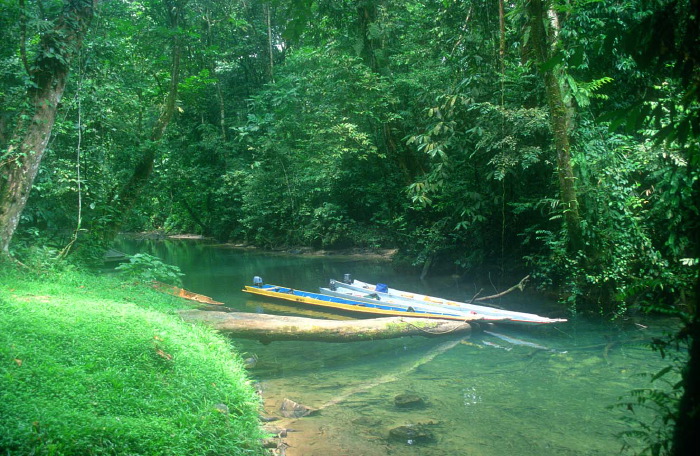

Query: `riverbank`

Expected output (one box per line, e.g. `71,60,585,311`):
213,243,399,262
0,264,267,455
120,231,399,261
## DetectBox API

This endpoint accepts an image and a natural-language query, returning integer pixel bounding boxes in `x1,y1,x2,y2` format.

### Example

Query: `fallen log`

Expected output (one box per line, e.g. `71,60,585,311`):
178,310,472,342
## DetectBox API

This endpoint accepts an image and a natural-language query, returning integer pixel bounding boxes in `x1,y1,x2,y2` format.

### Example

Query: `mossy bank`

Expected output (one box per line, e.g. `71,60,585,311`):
0,264,267,455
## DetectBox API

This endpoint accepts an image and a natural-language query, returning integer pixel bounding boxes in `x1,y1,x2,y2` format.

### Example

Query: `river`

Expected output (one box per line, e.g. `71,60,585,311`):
114,238,681,455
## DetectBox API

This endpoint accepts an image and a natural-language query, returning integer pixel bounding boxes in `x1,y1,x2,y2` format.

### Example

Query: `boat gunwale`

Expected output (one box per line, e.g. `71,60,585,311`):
242,284,489,322
330,279,567,325
318,287,493,321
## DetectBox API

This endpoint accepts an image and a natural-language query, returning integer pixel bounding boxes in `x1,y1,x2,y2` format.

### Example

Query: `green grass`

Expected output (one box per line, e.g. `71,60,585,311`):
0,264,267,455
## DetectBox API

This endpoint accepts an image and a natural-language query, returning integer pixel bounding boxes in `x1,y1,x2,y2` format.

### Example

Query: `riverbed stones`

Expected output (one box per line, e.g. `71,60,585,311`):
388,424,435,444
280,398,317,418
394,393,426,408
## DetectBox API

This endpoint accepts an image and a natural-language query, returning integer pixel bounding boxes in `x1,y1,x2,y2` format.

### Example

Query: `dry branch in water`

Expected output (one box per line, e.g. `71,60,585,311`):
473,275,530,302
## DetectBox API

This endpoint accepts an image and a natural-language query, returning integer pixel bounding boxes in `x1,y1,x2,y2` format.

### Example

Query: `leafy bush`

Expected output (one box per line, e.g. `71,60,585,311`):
304,203,355,249
612,334,687,456
523,124,698,317
116,253,184,285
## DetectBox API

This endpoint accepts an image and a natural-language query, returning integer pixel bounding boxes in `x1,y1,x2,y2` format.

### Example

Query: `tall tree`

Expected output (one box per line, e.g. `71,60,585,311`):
0,0,97,255
89,0,188,247
623,1,700,452
525,0,585,253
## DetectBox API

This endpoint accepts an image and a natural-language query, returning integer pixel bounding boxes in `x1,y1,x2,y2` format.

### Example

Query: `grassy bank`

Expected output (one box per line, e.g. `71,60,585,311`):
0,264,266,455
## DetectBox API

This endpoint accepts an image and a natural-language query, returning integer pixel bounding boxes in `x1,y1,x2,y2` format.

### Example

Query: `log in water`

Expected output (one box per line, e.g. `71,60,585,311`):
178,309,472,342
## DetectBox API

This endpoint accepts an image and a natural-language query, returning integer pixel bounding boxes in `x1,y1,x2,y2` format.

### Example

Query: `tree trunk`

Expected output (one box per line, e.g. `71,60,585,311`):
498,0,505,71
527,0,585,253
356,2,380,71
265,3,275,83
0,0,97,255
178,310,472,342
203,6,227,140
97,0,186,245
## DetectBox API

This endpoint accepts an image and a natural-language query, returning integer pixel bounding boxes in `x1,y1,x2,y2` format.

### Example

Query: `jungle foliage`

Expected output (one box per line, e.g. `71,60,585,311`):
1,1,698,454
0,0,697,314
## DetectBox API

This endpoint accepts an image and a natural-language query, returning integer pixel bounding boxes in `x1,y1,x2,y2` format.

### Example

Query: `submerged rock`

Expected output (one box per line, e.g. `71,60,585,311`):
243,354,258,369
279,398,317,418
388,424,435,444
394,393,426,408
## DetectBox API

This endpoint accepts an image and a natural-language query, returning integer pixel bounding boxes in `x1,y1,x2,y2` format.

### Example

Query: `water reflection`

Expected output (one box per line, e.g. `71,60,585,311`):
114,238,679,455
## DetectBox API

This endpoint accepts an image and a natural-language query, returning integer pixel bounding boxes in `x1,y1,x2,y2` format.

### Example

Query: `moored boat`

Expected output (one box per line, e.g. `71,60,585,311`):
242,280,503,322
328,277,566,325
318,286,506,322
152,281,224,305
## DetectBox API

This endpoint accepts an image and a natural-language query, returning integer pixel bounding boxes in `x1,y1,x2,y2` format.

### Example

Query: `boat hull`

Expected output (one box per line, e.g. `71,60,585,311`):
330,279,566,325
318,287,507,323
242,285,488,322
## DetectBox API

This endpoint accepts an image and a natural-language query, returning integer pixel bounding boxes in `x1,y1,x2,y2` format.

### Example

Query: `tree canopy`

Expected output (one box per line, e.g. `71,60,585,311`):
0,0,696,305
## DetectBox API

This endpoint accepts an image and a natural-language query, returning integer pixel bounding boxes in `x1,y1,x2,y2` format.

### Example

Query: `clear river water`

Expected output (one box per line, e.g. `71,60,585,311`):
114,238,680,456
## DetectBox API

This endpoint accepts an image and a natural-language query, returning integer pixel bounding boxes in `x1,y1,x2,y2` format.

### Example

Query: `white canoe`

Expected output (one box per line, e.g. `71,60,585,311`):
328,278,567,325
318,287,511,323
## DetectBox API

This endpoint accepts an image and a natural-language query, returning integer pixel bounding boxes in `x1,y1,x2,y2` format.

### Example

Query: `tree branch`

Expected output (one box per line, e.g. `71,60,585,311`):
474,275,530,301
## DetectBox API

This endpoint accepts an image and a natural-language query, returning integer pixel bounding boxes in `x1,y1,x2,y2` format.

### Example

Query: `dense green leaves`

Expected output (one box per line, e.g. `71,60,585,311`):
0,0,696,318
116,253,184,285
234,48,399,247
0,1,697,453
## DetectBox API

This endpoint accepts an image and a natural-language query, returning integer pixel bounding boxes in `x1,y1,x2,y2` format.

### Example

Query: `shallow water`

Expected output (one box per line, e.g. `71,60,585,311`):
114,239,681,455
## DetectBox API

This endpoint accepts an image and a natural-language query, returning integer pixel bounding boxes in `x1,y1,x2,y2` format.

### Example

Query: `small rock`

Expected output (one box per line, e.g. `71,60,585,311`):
263,425,288,438
244,354,258,369
394,393,425,408
280,398,317,418
388,424,435,444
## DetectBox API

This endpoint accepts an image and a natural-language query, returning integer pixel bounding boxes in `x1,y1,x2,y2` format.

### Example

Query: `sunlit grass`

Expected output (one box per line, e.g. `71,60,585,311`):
0,265,266,455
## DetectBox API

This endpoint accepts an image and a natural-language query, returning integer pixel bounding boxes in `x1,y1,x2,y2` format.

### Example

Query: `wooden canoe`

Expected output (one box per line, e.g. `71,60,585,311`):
329,278,566,325
242,284,495,322
152,281,224,305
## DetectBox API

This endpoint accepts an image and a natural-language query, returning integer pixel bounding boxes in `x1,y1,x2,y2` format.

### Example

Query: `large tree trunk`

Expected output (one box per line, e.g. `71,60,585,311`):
357,2,418,184
527,0,585,253
179,310,472,342
203,6,227,141
97,0,186,246
356,1,380,71
0,0,97,255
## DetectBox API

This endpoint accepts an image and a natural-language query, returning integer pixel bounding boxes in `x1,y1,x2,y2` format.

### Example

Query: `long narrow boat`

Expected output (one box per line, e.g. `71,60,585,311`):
319,286,494,322
327,278,566,325
242,283,506,323
152,281,224,305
